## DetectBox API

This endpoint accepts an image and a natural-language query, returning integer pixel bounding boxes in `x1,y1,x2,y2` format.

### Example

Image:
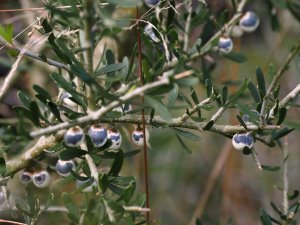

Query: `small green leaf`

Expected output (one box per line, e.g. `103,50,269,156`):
125,43,137,81
17,91,31,108
256,67,266,99
168,84,179,106
203,120,214,130
261,165,281,172
55,39,80,64
45,142,65,153
0,24,13,44
277,107,287,125
13,106,40,127
228,79,250,104
59,149,87,160
248,81,260,103
270,202,283,217
51,73,86,107
174,128,201,141
94,63,127,76
47,102,63,122
0,158,6,175
33,84,52,102
108,150,124,176
70,64,94,85
288,190,299,201
271,0,286,8
205,79,213,97
176,134,192,153
268,64,276,83
221,86,228,105
260,208,273,225
29,101,43,125
25,186,37,215
99,173,109,193
271,128,294,141
124,149,141,158
144,95,172,122
236,115,248,130
222,52,247,63
176,77,199,86
236,104,259,125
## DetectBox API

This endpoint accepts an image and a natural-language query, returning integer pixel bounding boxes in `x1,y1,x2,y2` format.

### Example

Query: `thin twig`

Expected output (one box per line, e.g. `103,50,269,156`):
279,84,300,109
0,206,68,213
0,4,109,13
0,49,24,102
136,7,150,224
84,154,99,186
0,220,26,225
210,107,226,122
0,37,70,72
174,98,212,124
251,148,262,170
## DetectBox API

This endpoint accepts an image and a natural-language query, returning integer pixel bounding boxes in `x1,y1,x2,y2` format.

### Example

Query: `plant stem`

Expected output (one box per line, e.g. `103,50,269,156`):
0,49,24,102
0,36,70,72
283,137,289,215
174,98,212,124
137,7,150,223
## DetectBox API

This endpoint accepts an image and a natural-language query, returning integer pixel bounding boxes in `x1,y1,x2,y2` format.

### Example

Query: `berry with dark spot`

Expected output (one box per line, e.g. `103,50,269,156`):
107,128,122,149
88,125,108,147
32,170,51,188
19,169,33,184
218,36,233,53
239,11,260,32
132,127,149,146
56,159,75,177
232,133,254,150
64,126,85,147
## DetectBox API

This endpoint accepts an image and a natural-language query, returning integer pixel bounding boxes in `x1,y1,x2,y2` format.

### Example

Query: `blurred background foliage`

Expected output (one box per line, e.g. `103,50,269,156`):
0,0,300,225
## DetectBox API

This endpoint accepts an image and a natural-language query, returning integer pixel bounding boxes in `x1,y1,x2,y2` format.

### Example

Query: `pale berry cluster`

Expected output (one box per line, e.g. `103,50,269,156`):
18,126,149,189
63,125,147,149
218,11,260,53
19,169,51,188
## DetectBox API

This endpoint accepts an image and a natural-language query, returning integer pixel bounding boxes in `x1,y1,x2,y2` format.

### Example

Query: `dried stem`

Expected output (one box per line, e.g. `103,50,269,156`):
136,7,150,224
0,49,24,102
183,0,193,52
282,137,289,215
